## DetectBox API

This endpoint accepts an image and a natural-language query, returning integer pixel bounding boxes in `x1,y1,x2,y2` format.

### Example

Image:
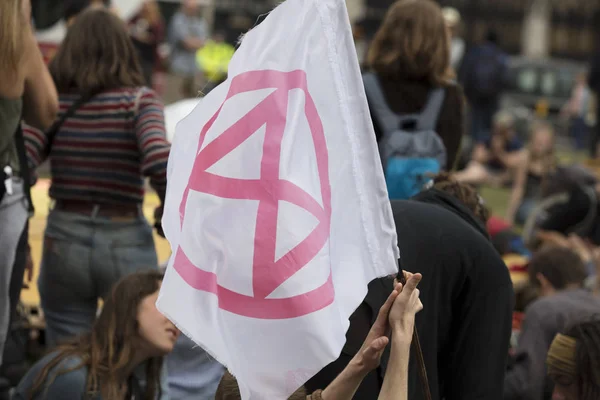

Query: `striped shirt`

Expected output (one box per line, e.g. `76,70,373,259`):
24,87,170,205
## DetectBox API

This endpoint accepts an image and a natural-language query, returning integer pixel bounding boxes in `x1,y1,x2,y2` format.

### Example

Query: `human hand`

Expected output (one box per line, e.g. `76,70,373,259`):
388,273,423,338
352,282,403,373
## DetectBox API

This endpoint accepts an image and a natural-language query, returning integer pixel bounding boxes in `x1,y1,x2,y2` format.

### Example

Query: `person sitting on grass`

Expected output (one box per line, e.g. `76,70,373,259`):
454,111,524,186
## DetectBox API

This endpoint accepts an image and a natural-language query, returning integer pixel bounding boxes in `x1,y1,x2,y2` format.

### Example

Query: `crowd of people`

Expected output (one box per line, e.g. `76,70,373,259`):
1,0,600,399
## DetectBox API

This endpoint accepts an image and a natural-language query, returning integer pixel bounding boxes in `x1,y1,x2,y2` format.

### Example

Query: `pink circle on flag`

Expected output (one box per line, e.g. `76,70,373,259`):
173,70,334,319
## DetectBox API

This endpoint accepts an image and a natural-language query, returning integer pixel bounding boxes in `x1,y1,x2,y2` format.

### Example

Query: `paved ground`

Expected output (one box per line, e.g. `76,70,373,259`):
20,180,172,307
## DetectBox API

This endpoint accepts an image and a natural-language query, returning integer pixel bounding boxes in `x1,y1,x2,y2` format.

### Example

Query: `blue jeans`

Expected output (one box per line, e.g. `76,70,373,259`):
570,117,588,150
39,208,158,347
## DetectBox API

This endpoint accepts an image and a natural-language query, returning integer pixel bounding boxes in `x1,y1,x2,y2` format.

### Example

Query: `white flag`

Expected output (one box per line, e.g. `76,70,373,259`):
157,0,399,398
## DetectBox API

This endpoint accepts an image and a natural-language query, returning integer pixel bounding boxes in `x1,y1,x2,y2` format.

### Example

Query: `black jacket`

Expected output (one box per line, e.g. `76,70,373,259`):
306,189,514,400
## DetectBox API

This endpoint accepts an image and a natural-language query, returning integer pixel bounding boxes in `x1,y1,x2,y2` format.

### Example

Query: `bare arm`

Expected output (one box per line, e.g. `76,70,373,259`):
506,152,529,223
378,334,411,400
320,283,402,400
378,274,423,400
21,28,58,131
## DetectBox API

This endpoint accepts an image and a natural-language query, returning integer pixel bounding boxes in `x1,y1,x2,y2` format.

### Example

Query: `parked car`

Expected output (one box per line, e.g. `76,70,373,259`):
500,57,587,142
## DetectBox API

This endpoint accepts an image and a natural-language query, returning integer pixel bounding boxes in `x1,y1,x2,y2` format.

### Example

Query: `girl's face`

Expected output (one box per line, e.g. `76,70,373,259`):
531,128,553,156
137,288,180,357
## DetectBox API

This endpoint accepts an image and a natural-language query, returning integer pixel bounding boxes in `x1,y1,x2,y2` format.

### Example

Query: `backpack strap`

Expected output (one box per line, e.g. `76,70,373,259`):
416,88,445,131
363,73,402,138
46,92,98,150
14,121,34,214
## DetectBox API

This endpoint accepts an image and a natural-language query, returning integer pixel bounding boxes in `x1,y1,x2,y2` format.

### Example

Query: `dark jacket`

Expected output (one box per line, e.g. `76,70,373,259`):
368,76,465,171
307,189,514,400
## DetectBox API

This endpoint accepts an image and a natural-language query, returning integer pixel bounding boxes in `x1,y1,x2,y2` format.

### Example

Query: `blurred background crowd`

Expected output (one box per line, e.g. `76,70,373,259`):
2,0,600,399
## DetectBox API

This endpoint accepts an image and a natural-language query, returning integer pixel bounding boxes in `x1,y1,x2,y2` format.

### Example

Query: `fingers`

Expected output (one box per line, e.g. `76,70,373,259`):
375,283,401,323
362,336,389,361
402,273,422,295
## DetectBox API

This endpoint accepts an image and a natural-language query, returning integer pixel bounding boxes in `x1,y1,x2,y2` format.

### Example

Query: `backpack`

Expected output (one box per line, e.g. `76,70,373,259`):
363,73,447,199
468,49,505,100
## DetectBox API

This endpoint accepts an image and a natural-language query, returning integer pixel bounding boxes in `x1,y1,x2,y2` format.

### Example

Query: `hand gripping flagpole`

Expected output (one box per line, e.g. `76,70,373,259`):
397,258,432,400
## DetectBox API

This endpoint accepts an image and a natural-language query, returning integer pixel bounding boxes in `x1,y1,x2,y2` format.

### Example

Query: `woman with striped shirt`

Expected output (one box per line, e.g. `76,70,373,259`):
24,8,171,347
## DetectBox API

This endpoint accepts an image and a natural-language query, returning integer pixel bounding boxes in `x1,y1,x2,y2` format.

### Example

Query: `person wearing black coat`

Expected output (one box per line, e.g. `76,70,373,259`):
306,179,514,400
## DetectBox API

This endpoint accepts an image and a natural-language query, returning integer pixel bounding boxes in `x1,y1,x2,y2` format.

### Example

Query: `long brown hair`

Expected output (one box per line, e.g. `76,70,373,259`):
29,271,164,400
0,0,27,73
50,8,145,94
367,0,451,85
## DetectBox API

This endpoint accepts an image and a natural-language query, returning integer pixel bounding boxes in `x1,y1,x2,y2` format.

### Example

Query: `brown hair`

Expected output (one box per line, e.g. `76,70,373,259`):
431,172,490,223
367,0,451,85
527,247,587,290
50,8,145,94
0,0,27,73
141,0,164,26
29,271,164,400
216,370,308,400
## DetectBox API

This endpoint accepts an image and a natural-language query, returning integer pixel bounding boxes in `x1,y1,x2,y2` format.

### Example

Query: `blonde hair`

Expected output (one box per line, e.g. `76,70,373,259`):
0,0,27,72
367,0,451,85
528,120,556,171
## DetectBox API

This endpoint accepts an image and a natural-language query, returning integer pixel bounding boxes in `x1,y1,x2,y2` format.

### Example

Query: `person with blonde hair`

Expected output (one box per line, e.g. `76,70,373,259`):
454,110,524,185
505,122,556,225
364,0,465,172
0,0,58,368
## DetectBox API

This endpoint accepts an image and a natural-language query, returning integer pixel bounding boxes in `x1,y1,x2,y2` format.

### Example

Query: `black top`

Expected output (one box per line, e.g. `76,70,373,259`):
307,189,514,400
538,184,600,245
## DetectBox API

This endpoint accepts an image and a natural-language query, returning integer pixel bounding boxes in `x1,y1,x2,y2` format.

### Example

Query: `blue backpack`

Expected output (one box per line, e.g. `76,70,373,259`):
363,73,447,199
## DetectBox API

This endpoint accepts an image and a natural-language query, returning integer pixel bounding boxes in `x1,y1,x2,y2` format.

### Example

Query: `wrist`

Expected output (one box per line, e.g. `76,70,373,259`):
391,324,414,344
348,354,374,376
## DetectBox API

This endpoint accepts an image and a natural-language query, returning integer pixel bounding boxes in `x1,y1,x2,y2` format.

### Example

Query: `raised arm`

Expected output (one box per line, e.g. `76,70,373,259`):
378,273,423,400
317,281,402,400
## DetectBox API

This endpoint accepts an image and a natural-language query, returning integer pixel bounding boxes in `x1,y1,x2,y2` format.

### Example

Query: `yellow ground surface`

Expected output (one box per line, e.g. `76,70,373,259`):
20,180,172,307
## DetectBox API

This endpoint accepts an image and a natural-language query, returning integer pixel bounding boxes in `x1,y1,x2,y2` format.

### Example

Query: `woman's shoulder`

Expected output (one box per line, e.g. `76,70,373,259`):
14,352,88,399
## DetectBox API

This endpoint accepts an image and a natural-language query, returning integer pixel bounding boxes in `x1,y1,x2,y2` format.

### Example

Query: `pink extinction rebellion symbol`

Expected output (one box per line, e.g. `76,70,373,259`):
172,69,333,319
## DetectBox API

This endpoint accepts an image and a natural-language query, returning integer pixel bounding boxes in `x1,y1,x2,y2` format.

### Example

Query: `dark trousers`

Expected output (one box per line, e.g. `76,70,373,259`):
470,101,497,143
